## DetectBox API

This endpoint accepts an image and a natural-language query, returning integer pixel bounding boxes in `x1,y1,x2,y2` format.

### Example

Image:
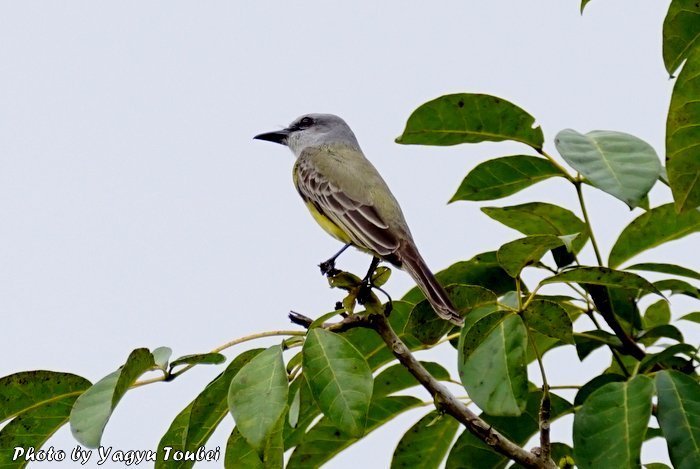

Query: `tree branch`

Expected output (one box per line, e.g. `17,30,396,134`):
291,311,555,469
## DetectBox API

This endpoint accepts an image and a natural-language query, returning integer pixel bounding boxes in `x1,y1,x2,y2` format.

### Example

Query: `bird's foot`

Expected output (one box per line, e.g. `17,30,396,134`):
319,259,340,277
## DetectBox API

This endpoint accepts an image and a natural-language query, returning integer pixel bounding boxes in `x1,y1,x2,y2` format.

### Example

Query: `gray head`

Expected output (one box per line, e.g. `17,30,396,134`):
254,113,361,155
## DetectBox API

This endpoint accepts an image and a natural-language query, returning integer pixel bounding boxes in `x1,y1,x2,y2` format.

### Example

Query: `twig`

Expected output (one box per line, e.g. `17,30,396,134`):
132,329,306,387
529,331,552,465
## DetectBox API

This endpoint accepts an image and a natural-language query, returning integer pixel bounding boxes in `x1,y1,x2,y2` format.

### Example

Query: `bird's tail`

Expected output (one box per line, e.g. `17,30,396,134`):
398,241,463,326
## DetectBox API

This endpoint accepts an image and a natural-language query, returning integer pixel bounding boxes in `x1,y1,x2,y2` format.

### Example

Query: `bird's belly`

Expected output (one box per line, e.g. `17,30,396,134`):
304,201,353,244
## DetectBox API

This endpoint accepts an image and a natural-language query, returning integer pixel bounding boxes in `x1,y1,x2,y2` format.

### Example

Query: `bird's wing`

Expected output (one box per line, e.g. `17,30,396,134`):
294,152,400,257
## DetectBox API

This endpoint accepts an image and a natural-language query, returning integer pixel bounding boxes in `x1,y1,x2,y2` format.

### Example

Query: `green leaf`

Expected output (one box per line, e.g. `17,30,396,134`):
450,155,562,202
402,252,516,303
373,362,450,397
580,0,593,14
481,203,588,252
573,375,653,469
627,262,700,281
667,46,700,212
574,374,626,407
228,346,288,453
522,299,574,344
70,348,155,448
497,235,565,277
458,308,528,416
0,371,91,468
396,93,544,150
574,330,623,360
609,204,700,267
639,344,697,373
287,396,421,468
283,377,319,449
169,352,226,370
302,328,373,437
156,349,263,469
541,266,660,294
644,300,671,329
663,0,700,75
404,300,454,345
225,428,263,469
448,284,498,314
680,311,700,323
654,279,700,299
391,411,460,469
655,370,700,469
555,129,661,208
638,324,684,345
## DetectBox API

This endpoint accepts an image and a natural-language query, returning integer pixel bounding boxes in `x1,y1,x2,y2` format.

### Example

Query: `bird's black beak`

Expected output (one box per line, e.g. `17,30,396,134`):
253,129,290,145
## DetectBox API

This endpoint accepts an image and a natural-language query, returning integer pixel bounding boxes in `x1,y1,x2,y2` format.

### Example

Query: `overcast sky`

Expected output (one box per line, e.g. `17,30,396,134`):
1,1,697,467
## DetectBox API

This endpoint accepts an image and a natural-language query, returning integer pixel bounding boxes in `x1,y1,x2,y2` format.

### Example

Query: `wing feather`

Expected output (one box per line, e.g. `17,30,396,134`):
295,156,399,257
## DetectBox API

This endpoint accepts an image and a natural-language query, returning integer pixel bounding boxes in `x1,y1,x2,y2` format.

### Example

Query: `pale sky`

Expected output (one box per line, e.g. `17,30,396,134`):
1,1,697,467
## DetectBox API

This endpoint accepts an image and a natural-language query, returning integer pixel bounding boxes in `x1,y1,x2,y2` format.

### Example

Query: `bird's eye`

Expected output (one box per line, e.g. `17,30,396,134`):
299,117,314,127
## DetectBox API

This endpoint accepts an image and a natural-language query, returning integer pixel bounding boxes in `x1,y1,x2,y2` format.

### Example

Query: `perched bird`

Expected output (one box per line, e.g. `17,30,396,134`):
254,113,462,325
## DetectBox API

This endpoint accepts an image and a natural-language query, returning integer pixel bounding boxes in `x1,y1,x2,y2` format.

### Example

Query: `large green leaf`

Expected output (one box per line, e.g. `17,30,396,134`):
573,375,653,469
302,328,373,437
522,299,574,344
156,349,263,469
663,0,700,75
70,348,155,448
481,203,588,252
287,396,421,468
497,234,565,277
667,45,700,212
450,155,562,202
541,266,660,295
396,93,544,150
457,307,528,416
228,346,288,453
373,362,450,397
225,411,286,469
391,411,460,469
402,252,516,303
655,370,700,469
555,129,661,208
225,428,263,469
627,262,700,281
609,204,700,267
0,371,91,468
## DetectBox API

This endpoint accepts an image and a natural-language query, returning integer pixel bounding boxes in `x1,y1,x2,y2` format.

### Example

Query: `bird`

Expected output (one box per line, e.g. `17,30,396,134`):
254,113,462,325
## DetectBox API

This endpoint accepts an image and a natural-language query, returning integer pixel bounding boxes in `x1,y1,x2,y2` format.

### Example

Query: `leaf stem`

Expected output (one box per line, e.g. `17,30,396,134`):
132,330,306,387
574,179,604,266
537,149,576,182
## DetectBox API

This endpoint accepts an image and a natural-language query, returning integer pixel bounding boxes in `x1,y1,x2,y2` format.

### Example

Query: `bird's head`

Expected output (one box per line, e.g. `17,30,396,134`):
254,113,360,155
